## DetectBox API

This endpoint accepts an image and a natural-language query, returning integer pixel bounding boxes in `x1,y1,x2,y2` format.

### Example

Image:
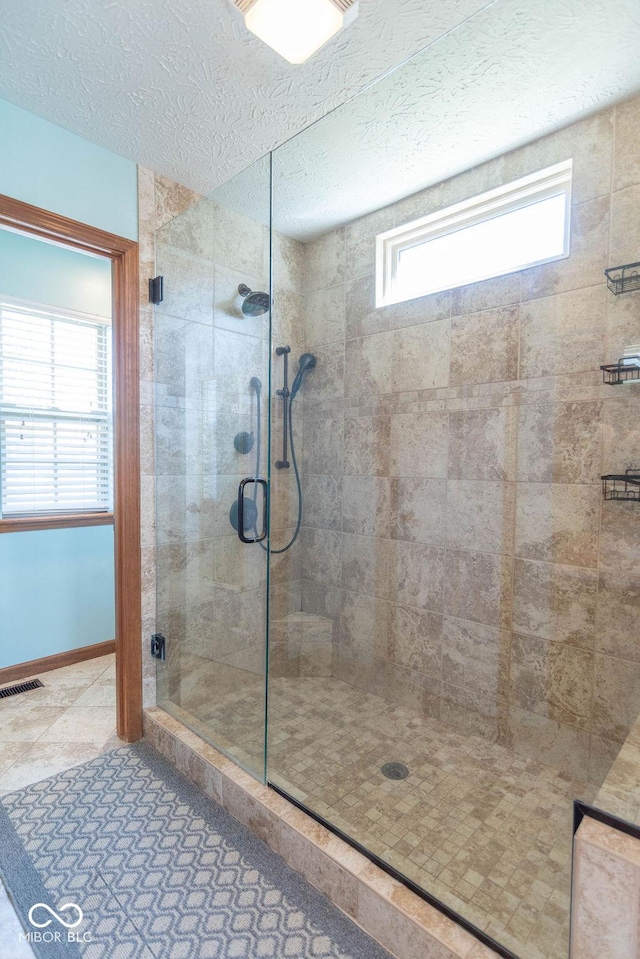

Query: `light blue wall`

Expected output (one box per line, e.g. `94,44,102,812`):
0,97,137,669
0,98,137,240
0,527,116,668
0,229,112,318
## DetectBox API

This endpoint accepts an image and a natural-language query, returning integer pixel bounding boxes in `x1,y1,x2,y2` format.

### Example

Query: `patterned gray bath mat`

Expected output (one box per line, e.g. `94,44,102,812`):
0,743,392,959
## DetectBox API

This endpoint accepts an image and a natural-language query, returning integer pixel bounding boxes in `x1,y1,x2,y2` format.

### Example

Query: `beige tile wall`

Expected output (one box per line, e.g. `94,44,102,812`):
572,815,640,959
297,96,640,787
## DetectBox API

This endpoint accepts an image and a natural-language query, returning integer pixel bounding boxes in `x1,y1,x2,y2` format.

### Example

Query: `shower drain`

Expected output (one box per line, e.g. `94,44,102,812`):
380,762,409,780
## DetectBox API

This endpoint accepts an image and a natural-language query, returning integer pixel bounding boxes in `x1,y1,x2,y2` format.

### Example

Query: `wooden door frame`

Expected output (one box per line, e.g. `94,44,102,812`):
0,193,142,741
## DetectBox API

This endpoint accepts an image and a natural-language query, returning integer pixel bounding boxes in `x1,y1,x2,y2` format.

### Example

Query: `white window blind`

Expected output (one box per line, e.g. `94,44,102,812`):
0,299,112,517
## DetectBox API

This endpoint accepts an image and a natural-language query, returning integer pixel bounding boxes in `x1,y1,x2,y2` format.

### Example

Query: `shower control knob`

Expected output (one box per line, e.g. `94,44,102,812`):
234,431,254,454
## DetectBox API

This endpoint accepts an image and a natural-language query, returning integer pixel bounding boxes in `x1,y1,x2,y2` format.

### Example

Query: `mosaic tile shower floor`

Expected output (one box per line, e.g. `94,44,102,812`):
168,660,599,959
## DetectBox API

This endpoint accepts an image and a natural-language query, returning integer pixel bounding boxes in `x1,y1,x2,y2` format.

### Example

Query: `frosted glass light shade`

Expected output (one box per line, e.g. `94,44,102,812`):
242,0,354,64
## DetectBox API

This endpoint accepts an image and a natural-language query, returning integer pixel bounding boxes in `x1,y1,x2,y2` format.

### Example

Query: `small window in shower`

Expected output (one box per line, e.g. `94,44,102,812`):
375,159,572,307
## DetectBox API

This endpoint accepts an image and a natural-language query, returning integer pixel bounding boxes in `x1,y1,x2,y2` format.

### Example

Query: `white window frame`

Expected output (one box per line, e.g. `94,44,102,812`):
0,295,113,518
375,159,573,308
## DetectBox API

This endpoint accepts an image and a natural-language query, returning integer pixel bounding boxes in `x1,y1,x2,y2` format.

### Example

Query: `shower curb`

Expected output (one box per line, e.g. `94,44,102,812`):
144,706,498,959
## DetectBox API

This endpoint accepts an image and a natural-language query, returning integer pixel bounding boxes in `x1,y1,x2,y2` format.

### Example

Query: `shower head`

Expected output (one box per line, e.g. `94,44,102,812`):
238,284,270,317
290,353,317,399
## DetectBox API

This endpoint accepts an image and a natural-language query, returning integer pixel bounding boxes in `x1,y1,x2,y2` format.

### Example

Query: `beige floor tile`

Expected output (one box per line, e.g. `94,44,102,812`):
0,742,106,794
0,684,86,711
36,706,116,745
73,683,116,708
0,705,65,742
0,743,27,775
95,660,116,685
38,654,115,688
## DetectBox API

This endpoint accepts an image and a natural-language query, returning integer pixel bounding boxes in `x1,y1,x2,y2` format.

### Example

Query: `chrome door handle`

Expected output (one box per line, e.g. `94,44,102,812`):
237,477,268,544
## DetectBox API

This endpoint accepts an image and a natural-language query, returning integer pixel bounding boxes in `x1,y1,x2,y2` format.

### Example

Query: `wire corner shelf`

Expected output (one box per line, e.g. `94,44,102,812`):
601,468,640,503
600,355,640,385
605,262,640,296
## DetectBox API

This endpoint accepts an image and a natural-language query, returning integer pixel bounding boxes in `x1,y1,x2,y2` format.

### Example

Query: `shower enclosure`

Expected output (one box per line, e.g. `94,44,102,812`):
153,5,640,958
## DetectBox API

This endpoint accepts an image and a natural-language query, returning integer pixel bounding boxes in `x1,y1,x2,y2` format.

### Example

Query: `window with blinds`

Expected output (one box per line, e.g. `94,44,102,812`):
0,299,113,517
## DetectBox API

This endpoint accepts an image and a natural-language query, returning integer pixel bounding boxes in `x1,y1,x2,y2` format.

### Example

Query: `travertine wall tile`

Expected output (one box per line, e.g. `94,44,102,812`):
345,331,393,397
596,572,640,660
304,228,346,292
516,400,602,485
515,483,600,568
593,655,640,744
512,559,597,649
305,284,345,346
343,412,390,476
388,604,442,677
599,499,640,575
302,528,343,588
444,550,513,629
509,705,590,778
572,816,640,959
610,185,640,266
448,408,517,482
345,207,395,280
450,305,519,386
154,174,201,230
388,540,445,612
342,532,390,598
519,286,606,379
441,618,509,701
339,589,389,661
451,273,521,317
613,96,640,192
389,410,449,479
510,633,593,729
446,480,516,554
343,474,390,536
391,477,448,545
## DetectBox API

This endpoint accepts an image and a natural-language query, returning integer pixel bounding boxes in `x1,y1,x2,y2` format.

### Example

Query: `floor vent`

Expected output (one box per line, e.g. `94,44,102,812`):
0,678,44,699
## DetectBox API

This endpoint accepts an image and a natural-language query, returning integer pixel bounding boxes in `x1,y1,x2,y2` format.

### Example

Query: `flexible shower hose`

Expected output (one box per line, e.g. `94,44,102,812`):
252,389,303,554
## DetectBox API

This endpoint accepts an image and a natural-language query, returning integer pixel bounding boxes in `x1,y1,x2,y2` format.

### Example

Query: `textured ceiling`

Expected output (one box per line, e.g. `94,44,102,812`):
2,0,640,241
217,0,640,239
0,0,495,196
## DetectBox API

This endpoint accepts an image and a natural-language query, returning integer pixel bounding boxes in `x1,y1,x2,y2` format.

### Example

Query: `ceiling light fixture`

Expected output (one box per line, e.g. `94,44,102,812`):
231,0,359,65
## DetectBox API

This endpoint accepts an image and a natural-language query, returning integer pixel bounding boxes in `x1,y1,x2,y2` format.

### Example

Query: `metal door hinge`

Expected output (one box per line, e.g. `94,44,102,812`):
149,276,164,304
150,633,166,660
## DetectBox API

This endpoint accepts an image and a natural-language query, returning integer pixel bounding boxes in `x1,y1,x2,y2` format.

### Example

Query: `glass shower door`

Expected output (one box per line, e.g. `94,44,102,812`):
154,156,272,781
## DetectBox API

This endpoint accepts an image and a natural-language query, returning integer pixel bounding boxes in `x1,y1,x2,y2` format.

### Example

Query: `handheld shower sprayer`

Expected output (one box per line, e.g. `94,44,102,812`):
290,353,317,399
